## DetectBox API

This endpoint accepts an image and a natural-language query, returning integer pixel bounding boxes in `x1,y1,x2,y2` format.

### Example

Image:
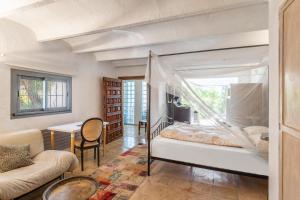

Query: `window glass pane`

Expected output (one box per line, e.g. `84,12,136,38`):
50,82,56,95
19,77,44,111
62,94,66,107
141,81,148,121
50,95,56,107
57,96,63,107
123,80,135,124
47,96,51,108
47,80,68,109
57,82,63,95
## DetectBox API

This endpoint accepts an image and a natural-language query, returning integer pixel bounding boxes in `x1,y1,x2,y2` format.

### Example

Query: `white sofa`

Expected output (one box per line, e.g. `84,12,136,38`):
0,129,79,200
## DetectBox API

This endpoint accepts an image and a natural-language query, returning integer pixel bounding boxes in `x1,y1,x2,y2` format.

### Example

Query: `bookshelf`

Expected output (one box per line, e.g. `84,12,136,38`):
103,77,123,143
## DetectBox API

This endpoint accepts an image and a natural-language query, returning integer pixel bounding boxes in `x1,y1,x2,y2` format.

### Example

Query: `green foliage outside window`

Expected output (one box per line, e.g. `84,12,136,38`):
194,86,227,115
181,85,228,119
19,78,44,111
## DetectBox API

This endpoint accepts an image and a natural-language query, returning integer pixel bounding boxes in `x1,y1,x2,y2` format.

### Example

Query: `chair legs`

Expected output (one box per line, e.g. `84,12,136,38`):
138,121,147,135
79,146,100,171
97,146,100,167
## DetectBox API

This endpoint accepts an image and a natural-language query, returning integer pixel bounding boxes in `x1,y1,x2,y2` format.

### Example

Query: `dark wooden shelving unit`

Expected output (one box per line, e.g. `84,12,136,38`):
103,77,123,144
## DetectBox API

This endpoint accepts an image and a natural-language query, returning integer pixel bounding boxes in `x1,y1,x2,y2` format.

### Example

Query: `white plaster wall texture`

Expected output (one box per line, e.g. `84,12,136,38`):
0,19,116,133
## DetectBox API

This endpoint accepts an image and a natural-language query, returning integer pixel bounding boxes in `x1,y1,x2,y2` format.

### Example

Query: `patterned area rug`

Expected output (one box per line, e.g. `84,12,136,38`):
89,144,148,200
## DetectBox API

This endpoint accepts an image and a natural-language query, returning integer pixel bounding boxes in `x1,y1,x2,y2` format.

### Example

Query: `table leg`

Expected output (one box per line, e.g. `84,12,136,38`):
103,125,107,156
50,130,55,150
70,131,75,153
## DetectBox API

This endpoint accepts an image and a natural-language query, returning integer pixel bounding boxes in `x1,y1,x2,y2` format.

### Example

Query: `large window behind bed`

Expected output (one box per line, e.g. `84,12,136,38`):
186,67,268,127
187,77,237,119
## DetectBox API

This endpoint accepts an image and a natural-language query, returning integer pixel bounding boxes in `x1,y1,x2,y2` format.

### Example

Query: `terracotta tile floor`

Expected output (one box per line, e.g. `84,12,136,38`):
23,125,268,200
131,162,268,200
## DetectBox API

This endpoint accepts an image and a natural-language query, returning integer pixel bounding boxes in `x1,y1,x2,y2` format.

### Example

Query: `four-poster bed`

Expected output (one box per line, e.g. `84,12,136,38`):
146,46,269,179
148,121,268,178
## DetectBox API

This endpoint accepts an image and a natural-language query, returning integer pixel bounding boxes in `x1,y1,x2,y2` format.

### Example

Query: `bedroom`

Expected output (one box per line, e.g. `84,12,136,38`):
0,0,296,200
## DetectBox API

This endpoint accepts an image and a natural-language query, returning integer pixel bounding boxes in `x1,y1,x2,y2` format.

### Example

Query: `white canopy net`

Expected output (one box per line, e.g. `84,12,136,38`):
146,51,269,150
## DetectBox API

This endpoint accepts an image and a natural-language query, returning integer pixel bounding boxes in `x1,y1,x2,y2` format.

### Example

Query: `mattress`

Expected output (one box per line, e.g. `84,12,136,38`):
151,135,268,176
160,123,242,148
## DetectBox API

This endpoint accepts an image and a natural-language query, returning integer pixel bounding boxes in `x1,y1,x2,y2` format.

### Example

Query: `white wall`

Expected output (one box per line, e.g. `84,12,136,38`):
115,65,146,77
0,19,116,133
269,0,282,199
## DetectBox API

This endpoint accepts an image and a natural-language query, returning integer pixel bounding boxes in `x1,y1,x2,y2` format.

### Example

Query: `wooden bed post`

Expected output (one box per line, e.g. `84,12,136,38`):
147,50,152,176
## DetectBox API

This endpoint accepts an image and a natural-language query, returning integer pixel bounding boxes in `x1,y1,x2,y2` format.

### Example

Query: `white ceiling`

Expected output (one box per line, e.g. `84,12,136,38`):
94,30,268,61
159,45,269,70
1,0,269,68
65,3,268,54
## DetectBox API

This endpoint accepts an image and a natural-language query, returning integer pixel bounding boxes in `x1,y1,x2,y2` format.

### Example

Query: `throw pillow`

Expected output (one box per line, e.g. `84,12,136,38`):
0,144,33,173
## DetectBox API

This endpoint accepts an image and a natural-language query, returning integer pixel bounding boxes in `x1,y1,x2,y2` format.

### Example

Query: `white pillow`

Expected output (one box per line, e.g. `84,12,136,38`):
243,126,269,154
257,140,269,154
243,126,269,136
229,126,254,148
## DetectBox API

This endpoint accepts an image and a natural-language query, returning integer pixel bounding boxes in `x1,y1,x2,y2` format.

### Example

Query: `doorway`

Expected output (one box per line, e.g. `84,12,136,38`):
120,76,147,146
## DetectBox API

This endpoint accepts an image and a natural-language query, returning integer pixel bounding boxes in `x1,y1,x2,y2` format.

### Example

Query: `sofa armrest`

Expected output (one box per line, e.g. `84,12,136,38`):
34,150,79,172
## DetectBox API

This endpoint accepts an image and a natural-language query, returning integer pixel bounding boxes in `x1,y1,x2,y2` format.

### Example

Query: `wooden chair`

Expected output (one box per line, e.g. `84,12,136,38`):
74,118,103,171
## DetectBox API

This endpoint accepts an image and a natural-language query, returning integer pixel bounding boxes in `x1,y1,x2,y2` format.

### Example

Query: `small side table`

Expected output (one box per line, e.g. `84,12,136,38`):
138,121,147,135
43,176,99,200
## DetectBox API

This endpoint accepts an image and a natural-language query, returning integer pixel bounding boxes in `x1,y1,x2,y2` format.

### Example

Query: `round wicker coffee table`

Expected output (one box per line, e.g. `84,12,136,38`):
43,176,99,200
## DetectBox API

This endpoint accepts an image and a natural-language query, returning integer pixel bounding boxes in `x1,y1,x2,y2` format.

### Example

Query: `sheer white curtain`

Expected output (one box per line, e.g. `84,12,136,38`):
145,51,269,150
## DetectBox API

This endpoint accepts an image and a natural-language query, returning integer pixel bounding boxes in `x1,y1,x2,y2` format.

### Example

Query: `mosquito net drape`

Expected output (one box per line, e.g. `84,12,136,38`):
146,51,269,150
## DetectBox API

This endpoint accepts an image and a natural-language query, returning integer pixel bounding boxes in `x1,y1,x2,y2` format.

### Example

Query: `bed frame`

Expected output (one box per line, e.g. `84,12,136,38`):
146,50,268,179
147,120,268,179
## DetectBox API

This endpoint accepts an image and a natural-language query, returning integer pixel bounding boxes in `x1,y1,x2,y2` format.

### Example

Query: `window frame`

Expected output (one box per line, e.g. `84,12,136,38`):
11,69,72,119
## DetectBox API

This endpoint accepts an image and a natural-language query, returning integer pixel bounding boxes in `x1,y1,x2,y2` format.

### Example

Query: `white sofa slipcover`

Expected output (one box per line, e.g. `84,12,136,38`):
0,129,79,200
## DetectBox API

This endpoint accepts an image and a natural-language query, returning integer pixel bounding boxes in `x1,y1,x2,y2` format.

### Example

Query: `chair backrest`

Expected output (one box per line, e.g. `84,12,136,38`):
81,118,103,142
0,129,44,158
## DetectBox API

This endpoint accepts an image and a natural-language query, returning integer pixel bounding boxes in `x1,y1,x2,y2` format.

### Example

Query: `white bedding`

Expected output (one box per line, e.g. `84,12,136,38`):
160,122,242,148
151,135,268,176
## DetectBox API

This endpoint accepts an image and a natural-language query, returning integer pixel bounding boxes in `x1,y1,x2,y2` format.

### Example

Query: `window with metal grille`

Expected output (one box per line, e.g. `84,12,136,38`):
11,69,72,118
123,80,135,124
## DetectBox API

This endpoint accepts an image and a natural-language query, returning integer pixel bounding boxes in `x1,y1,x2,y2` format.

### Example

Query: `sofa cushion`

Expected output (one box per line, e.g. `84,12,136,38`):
0,150,79,200
0,144,33,173
0,129,44,158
